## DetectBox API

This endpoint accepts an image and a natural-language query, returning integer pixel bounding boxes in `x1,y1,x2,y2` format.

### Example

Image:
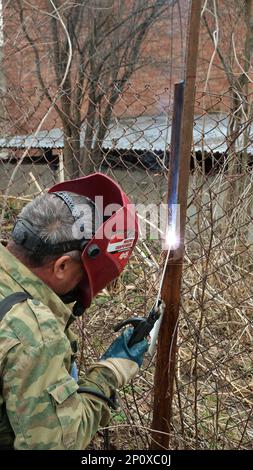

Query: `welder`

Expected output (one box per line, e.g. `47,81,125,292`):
0,173,149,450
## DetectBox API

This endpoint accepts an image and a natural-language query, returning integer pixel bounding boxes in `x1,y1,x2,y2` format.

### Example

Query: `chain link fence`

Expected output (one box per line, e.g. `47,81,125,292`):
0,0,252,450
172,92,253,450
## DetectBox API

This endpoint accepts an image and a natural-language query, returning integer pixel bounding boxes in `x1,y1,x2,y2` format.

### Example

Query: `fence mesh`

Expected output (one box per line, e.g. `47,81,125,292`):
0,0,253,450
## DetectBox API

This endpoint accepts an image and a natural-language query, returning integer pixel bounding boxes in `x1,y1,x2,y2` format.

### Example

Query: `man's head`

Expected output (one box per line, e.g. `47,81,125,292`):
8,173,138,310
8,192,95,296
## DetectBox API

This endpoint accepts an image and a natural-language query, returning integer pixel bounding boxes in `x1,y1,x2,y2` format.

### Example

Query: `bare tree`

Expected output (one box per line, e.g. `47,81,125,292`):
11,0,175,177
202,0,253,176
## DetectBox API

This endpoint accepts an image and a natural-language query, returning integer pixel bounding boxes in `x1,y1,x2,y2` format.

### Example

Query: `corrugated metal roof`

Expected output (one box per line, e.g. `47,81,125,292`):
0,128,64,150
0,114,252,153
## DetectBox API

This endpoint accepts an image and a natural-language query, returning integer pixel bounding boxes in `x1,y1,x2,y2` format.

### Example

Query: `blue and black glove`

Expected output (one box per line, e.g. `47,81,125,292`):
88,328,149,388
102,327,148,367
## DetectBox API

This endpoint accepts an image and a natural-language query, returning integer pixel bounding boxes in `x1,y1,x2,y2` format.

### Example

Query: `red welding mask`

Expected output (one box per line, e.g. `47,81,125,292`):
49,173,138,309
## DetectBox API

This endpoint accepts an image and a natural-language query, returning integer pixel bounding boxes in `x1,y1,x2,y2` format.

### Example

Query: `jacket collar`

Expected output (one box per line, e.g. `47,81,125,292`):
0,244,72,329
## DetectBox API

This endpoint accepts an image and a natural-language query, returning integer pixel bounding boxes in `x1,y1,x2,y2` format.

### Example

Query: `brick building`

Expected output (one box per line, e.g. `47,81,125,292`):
0,1,249,137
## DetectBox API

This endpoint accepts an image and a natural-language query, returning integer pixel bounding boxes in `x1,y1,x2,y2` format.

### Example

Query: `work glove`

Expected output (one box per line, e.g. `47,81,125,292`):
70,361,79,382
88,328,149,388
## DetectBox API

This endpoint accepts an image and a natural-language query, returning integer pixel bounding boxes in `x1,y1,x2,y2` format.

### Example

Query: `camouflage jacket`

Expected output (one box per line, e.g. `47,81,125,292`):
0,244,117,450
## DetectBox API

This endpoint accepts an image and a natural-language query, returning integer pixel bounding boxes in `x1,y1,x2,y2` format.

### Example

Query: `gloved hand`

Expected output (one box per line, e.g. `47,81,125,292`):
88,328,149,388
102,327,148,366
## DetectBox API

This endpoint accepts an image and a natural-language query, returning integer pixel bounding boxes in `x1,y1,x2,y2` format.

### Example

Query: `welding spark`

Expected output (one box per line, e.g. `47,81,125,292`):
164,227,179,250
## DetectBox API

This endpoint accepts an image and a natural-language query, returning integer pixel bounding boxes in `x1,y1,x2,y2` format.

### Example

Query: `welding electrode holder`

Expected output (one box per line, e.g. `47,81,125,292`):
114,300,163,348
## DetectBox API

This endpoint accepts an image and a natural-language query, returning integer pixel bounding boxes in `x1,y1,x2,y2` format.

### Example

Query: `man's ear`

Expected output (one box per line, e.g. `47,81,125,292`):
53,255,72,280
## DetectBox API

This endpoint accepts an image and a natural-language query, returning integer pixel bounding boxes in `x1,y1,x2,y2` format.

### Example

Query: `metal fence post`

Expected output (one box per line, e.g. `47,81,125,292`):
150,0,202,450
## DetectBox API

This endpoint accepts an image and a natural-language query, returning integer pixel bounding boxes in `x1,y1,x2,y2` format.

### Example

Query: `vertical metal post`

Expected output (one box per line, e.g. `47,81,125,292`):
58,150,65,182
150,0,202,450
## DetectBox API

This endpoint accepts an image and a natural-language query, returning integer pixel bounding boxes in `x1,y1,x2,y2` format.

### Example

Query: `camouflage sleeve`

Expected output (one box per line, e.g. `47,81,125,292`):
2,321,117,450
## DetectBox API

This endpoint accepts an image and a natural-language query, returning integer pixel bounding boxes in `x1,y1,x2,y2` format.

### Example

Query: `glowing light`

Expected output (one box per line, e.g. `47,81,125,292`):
164,227,179,250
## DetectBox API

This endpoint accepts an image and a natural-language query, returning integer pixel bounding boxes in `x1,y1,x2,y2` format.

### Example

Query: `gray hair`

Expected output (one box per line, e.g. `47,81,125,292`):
10,191,96,267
